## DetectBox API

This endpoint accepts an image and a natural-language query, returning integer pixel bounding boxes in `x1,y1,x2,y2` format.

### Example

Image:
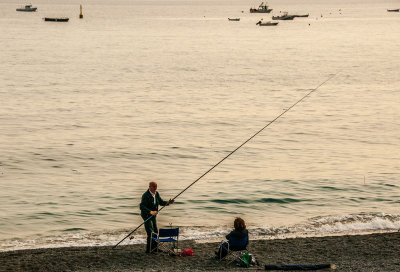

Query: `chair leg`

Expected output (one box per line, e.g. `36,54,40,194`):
228,250,249,266
149,236,152,253
217,241,229,261
149,232,158,253
227,252,240,265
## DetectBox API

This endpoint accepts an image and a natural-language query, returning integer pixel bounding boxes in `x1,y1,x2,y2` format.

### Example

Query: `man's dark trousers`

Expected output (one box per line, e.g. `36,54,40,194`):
144,216,158,253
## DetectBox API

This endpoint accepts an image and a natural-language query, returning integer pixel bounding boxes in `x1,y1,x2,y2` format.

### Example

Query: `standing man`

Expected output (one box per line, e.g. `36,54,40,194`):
140,181,174,253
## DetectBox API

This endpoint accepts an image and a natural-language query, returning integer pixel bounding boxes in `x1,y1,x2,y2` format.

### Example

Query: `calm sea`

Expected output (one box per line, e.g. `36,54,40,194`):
0,0,399,251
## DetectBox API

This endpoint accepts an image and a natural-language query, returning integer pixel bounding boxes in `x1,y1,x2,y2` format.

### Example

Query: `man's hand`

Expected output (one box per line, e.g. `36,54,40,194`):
150,211,158,216
168,199,175,205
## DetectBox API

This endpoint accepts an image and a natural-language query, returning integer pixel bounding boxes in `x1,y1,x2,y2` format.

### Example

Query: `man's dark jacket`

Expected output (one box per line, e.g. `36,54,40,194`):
140,190,168,219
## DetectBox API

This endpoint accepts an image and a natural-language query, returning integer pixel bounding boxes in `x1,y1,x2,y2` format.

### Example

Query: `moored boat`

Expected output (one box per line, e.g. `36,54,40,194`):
44,17,69,22
272,12,295,20
16,4,37,12
256,20,278,26
250,2,273,13
228,18,240,21
387,9,399,12
293,14,309,17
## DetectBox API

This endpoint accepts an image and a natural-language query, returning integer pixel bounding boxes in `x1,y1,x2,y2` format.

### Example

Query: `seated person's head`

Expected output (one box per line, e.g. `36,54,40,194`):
234,217,246,231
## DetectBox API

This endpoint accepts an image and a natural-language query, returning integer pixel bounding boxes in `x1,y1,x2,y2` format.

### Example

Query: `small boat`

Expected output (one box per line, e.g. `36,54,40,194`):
228,18,240,21
272,12,295,20
256,20,278,26
387,9,399,12
293,14,309,17
44,17,69,22
250,2,273,13
16,4,37,12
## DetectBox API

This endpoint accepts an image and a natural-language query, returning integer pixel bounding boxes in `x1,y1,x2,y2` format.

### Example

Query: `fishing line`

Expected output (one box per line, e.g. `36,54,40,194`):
113,72,338,248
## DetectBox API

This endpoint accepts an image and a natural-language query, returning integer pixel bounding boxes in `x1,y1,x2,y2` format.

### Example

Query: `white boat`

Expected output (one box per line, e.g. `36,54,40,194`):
293,14,309,18
16,4,37,12
256,20,278,26
272,12,295,20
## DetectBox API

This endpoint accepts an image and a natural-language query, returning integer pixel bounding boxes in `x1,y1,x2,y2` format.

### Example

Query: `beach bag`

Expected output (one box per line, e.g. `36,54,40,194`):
180,248,194,257
237,252,252,267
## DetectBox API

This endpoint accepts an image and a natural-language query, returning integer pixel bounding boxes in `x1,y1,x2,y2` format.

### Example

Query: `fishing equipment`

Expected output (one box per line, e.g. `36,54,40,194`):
265,264,336,270
113,73,338,249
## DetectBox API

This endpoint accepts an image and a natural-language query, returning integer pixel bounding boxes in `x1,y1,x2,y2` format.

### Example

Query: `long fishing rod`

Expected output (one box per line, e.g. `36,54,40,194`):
113,73,338,249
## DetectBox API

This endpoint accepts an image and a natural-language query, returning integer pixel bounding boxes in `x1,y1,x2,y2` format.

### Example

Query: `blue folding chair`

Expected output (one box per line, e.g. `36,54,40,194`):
150,227,179,254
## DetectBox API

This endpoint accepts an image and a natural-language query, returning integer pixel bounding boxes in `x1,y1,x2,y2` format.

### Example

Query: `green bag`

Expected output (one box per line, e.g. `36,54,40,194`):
238,252,252,267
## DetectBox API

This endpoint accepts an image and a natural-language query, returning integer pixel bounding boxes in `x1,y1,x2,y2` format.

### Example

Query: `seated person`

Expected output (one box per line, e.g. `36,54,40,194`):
216,217,249,258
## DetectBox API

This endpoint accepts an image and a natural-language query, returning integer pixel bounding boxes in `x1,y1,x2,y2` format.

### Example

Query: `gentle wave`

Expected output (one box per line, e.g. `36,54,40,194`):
1,213,399,252
63,228,87,232
189,197,310,205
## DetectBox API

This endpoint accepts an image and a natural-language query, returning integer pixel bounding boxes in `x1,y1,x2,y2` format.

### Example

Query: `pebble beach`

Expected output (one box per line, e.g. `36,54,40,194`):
1,232,399,272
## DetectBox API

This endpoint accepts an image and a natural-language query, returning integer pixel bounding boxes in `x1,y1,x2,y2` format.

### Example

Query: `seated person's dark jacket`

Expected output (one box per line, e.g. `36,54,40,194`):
140,190,168,219
226,229,249,250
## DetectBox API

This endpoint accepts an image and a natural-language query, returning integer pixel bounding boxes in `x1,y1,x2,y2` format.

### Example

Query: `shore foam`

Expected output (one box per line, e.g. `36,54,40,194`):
1,213,399,252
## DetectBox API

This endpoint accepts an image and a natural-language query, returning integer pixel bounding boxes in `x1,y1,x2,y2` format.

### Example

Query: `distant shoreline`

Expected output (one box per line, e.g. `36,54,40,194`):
1,232,399,271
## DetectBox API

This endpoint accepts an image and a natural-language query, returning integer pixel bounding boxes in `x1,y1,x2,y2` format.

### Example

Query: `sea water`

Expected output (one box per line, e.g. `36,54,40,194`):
0,0,399,251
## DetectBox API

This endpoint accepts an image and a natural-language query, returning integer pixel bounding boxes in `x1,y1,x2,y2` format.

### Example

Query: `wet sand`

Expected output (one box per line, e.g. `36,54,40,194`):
1,232,399,271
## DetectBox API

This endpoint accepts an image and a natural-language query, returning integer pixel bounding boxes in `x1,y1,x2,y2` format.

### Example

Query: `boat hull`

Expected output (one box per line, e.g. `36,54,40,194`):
44,17,69,22
256,21,278,26
258,22,278,26
16,8,37,12
228,18,240,21
272,15,295,20
250,9,272,13
387,9,399,12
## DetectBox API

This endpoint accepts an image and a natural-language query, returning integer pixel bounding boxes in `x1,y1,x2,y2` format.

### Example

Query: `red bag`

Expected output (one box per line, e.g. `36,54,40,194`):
180,248,194,257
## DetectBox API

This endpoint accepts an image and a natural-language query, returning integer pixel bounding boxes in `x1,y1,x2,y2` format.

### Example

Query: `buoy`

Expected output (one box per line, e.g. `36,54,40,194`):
79,4,83,18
